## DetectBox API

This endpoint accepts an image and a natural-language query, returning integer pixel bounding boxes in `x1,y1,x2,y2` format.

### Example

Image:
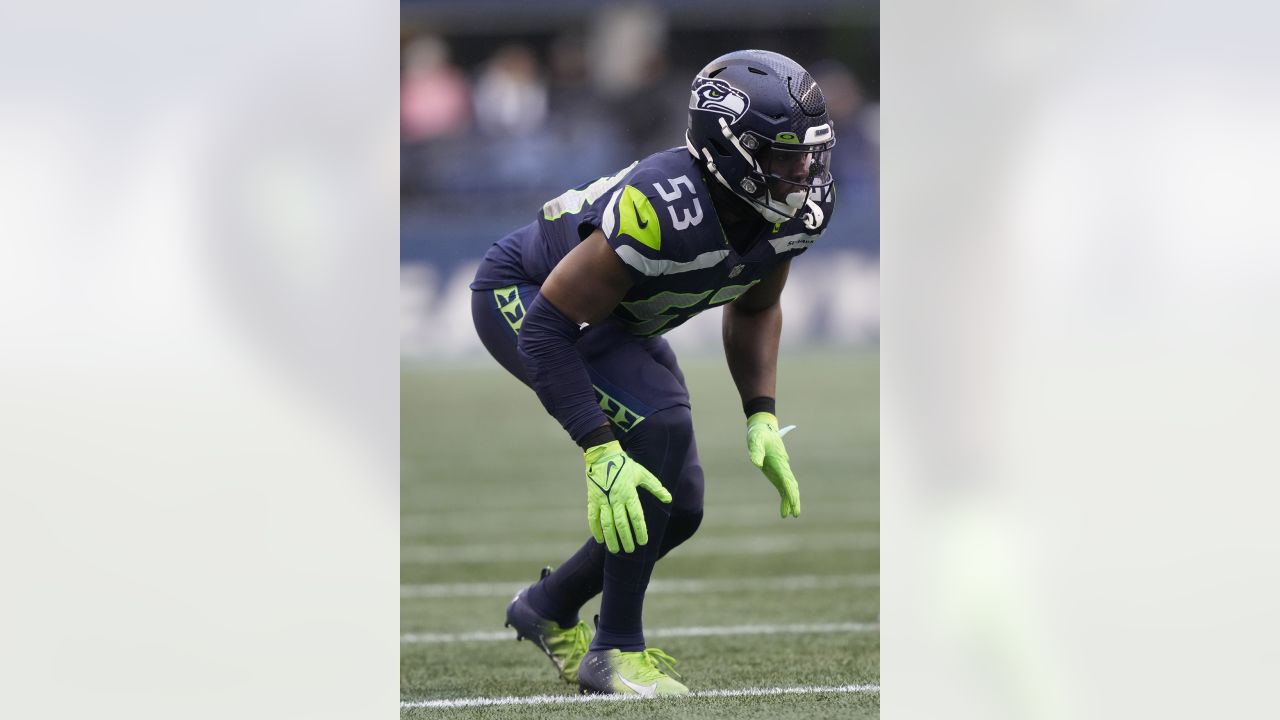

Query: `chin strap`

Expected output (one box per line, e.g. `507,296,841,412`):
719,117,764,175
803,196,825,230
686,131,806,225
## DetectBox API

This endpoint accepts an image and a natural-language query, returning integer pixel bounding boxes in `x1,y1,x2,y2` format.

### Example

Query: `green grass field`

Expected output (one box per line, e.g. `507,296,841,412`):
402,351,879,719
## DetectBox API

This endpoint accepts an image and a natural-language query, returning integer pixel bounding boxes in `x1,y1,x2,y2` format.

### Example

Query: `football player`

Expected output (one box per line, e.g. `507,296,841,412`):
470,49,836,696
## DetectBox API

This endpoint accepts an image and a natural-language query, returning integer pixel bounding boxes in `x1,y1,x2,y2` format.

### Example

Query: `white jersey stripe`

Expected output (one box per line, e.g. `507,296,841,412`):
600,187,622,238
615,246,729,276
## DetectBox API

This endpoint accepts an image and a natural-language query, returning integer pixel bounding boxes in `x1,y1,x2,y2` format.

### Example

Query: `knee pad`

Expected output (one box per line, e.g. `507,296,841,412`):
626,405,705,557
624,406,695,477
658,507,703,558
673,507,704,539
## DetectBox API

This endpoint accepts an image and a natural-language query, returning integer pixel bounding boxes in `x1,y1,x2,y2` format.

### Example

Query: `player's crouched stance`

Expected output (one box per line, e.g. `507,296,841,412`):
473,49,837,697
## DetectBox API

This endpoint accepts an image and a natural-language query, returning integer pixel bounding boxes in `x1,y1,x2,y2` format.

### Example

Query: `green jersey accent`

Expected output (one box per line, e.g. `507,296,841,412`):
593,385,645,432
542,161,637,221
617,185,661,251
613,281,762,337
493,285,526,334
708,279,761,304
619,293,711,336
620,289,712,321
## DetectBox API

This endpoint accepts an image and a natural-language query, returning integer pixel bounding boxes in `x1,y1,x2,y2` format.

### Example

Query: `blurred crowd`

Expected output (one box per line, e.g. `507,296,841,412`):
401,6,879,261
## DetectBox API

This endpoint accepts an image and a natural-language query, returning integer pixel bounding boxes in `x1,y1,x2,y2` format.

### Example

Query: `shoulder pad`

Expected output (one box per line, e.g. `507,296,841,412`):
601,164,722,279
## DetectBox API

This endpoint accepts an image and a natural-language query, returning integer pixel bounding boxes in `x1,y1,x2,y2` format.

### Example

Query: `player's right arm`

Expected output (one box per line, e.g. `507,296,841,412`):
517,229,672,554
519,229,629,443
538,228,632,326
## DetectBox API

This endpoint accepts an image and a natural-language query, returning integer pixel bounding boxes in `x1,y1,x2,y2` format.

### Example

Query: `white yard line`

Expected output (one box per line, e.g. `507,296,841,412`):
402,504,880,531
401,621,879,644
401,532,879,564
402,573,879,598
643,622,879,638
401,682,880,708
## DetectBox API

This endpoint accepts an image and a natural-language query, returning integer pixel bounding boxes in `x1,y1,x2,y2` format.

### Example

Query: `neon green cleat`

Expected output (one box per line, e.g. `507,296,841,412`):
577,647,689,697
504,568,592,684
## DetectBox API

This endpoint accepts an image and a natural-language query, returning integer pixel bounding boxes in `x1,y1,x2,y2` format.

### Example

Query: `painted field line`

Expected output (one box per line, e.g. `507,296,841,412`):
402,504,880,530
401,682,880,708
407,517,879,537
402,621,878,644
401,532,878,564
402,573,879,599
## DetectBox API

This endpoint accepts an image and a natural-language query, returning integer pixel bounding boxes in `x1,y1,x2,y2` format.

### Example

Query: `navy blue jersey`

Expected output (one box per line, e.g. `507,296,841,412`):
472,148,835,337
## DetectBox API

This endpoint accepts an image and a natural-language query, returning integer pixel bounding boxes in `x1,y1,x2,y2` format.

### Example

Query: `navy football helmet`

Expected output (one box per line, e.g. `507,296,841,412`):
686,50,835,224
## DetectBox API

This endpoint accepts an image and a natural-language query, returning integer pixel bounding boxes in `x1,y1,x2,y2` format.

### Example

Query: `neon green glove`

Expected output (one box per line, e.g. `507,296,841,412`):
584,440,672,553
746,411,801,518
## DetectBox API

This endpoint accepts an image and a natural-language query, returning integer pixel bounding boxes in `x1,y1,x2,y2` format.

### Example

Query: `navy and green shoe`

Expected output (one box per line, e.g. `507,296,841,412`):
577,646,689,697
504,567,592,684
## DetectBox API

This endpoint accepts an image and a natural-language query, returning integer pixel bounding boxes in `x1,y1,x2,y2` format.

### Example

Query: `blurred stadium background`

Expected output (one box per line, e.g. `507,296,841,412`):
401,0,879,360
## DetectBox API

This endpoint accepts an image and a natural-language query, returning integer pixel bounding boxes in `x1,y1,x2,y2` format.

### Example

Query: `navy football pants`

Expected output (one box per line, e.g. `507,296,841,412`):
471,285,705,650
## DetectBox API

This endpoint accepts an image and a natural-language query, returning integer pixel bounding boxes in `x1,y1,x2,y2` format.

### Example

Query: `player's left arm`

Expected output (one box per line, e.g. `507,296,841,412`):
723,259,801,518
723,259,788,405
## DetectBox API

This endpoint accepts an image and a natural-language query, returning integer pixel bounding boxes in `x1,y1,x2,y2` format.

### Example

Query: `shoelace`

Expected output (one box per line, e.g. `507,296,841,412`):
642,647,681,679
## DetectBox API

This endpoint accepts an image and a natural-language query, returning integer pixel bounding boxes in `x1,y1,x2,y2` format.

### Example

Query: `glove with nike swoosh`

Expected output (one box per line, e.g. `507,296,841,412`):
746,412,801,518
584,440,672,553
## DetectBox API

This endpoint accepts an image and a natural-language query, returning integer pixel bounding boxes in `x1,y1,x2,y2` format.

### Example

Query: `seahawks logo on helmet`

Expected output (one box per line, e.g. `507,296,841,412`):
689,77,749,123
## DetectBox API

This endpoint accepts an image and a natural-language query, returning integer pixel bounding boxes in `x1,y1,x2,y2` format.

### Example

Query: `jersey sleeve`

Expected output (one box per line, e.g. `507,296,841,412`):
594,168,713,284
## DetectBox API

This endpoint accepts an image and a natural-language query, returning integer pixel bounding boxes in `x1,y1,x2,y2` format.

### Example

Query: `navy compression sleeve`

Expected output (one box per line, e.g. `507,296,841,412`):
517,294,612,446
